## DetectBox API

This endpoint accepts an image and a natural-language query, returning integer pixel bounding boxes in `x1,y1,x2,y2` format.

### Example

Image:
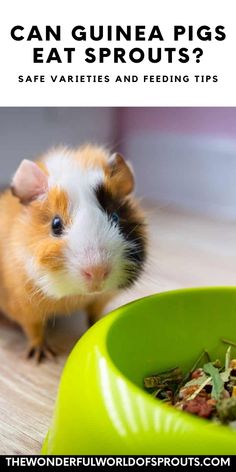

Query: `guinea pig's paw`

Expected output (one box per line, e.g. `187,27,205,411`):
26,342,57,364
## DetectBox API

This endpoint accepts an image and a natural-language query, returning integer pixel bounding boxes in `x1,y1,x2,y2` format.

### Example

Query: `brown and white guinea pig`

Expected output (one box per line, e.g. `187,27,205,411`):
0,144,147,361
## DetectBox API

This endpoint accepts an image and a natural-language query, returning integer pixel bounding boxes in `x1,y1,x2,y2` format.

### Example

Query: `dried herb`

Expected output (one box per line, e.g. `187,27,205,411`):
222,338,236,348
144,341,236,426
144,367,183,389
174,350,210,400
217,398,236,423
225,346,232,370
203,362,224,400
187,376,211,401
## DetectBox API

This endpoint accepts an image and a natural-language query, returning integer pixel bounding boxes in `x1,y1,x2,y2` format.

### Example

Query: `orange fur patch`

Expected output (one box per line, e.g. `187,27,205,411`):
36,238,66,271
30,187,70,225
24,187,71,272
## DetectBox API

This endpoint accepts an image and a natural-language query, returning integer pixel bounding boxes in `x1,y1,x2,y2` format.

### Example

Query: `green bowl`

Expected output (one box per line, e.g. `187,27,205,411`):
42,287,236,454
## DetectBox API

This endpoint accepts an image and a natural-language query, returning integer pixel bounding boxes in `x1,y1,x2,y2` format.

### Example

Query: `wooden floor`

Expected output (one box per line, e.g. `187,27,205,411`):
1,204,236,454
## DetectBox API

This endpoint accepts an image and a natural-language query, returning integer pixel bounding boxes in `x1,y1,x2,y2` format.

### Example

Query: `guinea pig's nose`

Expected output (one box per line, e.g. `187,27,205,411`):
81,264,111,282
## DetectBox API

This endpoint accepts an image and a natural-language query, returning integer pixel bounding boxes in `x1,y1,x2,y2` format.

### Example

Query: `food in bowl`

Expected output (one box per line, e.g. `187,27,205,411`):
42,289,236,455
144,339,236,428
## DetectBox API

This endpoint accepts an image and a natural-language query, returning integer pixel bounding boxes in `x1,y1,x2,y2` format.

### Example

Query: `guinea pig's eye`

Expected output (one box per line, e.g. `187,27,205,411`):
111,212,119,226
51,216,64,237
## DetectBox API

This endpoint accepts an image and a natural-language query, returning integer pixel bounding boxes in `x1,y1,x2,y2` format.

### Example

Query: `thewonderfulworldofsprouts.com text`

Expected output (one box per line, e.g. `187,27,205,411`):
4,456,231,468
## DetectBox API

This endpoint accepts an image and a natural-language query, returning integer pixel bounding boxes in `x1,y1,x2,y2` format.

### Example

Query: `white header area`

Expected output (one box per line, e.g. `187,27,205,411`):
0,0,235,106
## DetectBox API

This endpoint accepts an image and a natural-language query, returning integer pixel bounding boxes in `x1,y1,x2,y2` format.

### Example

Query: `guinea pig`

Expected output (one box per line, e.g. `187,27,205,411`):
0,145,147,361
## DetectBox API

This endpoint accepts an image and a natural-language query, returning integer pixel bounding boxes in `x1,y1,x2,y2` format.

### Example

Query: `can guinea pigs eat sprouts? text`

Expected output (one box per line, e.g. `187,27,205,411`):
0,145,147,362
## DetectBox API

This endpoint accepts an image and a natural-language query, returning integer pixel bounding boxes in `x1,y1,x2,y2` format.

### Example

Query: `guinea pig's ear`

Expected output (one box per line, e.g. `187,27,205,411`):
11,159,48,204
108,153,134,197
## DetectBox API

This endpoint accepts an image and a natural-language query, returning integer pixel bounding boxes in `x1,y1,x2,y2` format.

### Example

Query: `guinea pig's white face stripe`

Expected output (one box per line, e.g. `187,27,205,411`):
65,202,125,272
45,150,105,210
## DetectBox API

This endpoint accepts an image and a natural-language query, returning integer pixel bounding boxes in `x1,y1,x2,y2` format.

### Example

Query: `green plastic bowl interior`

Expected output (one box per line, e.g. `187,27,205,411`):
42,287,236,454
